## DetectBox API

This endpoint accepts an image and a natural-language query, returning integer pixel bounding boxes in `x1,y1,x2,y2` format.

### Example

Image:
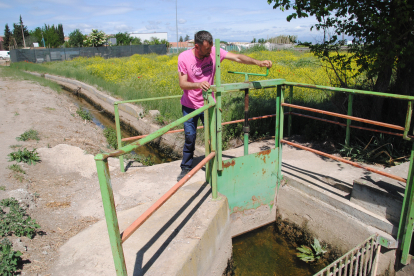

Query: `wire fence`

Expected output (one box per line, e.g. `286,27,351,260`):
10,44,167,63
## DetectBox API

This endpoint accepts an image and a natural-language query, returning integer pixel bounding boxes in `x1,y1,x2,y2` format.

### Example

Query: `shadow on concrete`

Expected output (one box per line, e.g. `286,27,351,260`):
282,163,353,198
132,182,211,276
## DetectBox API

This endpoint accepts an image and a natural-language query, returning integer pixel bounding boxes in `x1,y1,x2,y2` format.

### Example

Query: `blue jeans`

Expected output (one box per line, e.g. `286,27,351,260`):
181,105,204,169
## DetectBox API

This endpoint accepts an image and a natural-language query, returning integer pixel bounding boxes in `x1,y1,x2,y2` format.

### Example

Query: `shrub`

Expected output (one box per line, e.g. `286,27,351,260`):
0,198,40,238
103,127,119,149
0,238,22,276
8,148,40,165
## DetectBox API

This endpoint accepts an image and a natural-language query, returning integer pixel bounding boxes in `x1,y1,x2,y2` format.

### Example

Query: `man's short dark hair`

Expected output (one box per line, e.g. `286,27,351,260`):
194,31,213,45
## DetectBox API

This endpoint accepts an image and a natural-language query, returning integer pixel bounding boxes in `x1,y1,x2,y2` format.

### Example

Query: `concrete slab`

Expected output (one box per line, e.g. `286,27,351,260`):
351,162,408,225
52,181,231,276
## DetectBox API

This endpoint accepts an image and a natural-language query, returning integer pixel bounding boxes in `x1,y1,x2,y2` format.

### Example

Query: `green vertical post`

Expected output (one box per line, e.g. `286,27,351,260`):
275,85,282,188
214,38,223,170
204,96,211,184
114,104,125,172
95,156,127,276
288,85,293,137
345,94,353,146
398,142,414,264
279,86,285,182
243,88,249,156
211,95,218,199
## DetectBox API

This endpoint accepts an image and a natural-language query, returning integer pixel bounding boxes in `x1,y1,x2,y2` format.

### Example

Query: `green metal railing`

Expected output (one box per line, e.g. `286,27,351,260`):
314,234,381,276
97,38,414,275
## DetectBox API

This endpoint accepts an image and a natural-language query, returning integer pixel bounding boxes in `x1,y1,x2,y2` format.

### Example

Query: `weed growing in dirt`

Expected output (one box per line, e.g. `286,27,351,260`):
16,129,40,141
9,145,22,149
14,112,19,116
103,127,119,149
7,165,25,174
0,238,22,276
0,186,5,191
76,107,93,121
0,198,40,238
8,148,40,165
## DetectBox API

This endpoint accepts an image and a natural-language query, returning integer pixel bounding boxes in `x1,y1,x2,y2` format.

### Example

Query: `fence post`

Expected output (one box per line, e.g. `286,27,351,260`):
95,156,127,276
275,85,282,188
398,142,414,264
114,104,125,172
288,85,293,137
211,97,218,199
345,94,353,146
204,96,211,184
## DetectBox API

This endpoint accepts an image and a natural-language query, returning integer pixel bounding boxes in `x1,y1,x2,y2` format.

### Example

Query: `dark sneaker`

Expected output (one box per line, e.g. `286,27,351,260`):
177,168,191,182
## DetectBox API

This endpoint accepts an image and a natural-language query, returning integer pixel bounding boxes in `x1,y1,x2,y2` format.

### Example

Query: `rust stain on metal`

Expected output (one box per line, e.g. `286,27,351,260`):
256,149,271,163
262,168,266,175
222,159,236,168
252,195,258,201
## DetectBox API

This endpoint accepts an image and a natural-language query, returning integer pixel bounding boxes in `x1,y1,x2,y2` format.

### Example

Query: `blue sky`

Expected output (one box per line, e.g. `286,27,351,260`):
0,0,337,43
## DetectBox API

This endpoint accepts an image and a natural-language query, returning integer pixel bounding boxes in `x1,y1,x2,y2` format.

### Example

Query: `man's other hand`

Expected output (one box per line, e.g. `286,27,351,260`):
258,60,273,68
199,81,211,91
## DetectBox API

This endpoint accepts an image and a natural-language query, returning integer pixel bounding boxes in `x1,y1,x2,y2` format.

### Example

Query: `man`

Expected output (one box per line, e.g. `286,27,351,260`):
177,30,272,181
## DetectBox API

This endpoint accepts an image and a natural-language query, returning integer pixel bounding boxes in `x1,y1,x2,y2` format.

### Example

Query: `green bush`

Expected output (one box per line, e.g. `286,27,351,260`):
8,148,40,165
0,238,22,276
0,198,40,238
16,129,40,141
76,107,93,121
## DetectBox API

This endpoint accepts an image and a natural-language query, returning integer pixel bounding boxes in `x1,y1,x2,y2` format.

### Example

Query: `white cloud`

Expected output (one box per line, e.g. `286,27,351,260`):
178,19,186,24
0,2,11,8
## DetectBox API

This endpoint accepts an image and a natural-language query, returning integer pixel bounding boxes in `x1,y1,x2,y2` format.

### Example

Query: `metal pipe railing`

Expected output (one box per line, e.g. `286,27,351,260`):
281,139,406,183
120,152,216,243
121,114,277,142
282,103,405,131
97,97,215,161
288,112,414,138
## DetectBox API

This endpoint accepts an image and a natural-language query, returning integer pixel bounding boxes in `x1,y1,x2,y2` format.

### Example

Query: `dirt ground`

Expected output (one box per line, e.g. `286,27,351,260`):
0,72,137,275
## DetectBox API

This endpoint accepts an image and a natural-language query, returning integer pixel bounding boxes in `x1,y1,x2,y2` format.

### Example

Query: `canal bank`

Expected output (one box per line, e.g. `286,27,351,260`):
26,72,204,160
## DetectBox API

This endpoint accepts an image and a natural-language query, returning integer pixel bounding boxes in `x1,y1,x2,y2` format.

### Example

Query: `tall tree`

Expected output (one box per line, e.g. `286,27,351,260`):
68,29,85,47
83,29,108,47
3,24,11,50
267,0,414,120
12,16,29,48
179,36,183,42
184,34,190,41
114,32,132,45
57,24,64,44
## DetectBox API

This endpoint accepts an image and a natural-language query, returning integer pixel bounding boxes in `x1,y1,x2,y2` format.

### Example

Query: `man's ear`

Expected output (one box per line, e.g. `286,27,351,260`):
194,44,199,50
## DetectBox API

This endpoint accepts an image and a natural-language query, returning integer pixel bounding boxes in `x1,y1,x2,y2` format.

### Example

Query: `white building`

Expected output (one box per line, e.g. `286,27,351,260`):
129,32,168,42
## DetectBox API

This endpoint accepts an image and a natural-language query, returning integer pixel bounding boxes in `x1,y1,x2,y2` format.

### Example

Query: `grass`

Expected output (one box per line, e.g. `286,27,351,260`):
16,129,40,141
103,127,119,149
0,66,62,93
7,164,25,174
76,107,93,121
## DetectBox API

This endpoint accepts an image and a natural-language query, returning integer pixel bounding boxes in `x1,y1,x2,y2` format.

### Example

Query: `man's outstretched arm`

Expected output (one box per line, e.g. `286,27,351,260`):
224,52,272,68
179,72,211,91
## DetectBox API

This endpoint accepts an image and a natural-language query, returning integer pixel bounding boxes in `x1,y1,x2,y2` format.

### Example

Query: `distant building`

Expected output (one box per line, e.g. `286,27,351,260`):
130,32,168,42
0,36,4,50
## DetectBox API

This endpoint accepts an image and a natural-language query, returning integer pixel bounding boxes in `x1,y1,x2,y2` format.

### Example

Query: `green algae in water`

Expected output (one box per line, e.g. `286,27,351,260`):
232,224,326,276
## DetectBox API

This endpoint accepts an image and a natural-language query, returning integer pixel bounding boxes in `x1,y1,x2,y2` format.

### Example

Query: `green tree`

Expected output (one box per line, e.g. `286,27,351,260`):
131,37,142,45
115,32,132,45
43,24,61,48
68,29,85,47
12,16,29,48
179,35,183,42
184,34,190,41
83,29,108,47
57,24,64,44
3,24,11,50
267,0,414,120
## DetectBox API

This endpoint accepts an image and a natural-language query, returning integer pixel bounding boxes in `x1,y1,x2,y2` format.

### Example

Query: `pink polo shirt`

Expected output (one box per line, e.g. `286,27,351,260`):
178,46,228,109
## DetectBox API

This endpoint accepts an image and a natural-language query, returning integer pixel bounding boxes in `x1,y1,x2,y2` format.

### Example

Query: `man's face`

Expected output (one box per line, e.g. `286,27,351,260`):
196,40,212,59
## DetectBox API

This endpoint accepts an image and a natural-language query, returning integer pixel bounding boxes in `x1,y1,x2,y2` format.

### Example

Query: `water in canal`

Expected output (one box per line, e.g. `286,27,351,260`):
232,224,327,276
61,89,175,164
